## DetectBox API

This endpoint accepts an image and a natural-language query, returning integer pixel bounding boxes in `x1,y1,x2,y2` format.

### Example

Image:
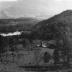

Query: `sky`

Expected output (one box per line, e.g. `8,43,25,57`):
0,0,72,19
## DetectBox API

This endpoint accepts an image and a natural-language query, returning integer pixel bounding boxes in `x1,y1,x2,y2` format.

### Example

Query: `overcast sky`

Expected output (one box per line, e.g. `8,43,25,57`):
0,0,72,18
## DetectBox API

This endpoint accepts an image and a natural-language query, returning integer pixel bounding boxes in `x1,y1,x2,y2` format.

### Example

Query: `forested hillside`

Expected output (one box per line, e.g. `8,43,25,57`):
32,10,72,41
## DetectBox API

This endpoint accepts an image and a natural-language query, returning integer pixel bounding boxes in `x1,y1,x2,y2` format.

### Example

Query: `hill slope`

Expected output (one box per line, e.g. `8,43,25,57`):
32,10,72,40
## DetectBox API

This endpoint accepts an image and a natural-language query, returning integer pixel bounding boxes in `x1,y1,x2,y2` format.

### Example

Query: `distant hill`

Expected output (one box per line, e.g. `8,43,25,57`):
31,10,72,40
0,9,41,33
0,18,40,33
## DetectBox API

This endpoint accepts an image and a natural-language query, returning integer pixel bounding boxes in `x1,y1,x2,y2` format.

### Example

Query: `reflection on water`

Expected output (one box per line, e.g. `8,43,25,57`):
0,31,22,36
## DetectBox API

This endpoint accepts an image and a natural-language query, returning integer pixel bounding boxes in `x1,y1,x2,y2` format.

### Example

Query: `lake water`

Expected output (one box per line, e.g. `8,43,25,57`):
0,31,22,36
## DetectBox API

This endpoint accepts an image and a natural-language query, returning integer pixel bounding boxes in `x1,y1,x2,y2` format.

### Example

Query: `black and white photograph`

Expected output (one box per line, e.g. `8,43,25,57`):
0,0,72,72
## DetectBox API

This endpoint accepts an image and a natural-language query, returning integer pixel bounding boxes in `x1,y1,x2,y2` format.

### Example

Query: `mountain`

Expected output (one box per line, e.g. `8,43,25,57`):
0,5,51,19
0,10,9,19
31,10,72,40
